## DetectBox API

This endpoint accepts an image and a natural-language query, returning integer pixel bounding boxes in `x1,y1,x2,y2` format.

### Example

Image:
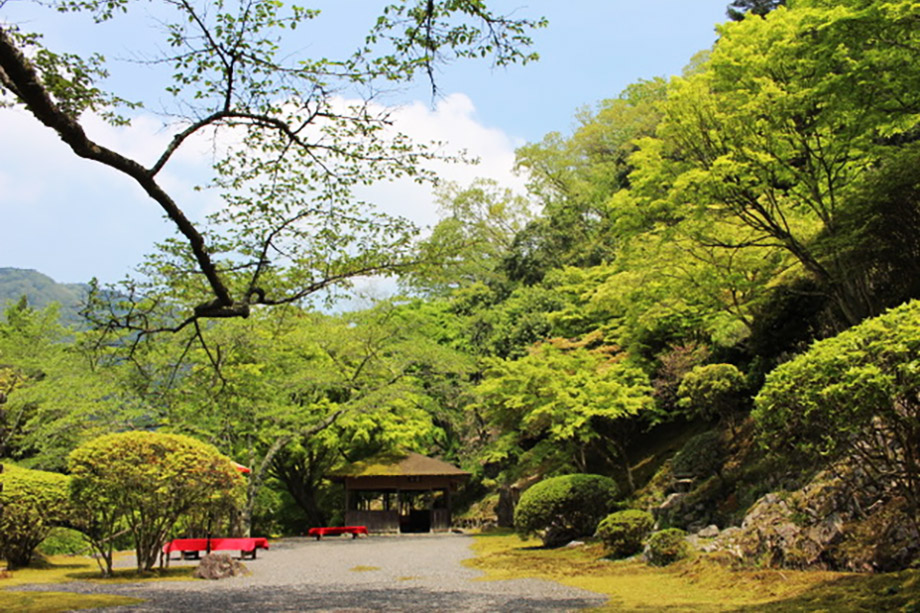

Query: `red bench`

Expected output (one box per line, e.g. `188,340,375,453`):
162,537,270,563
307,526,368,540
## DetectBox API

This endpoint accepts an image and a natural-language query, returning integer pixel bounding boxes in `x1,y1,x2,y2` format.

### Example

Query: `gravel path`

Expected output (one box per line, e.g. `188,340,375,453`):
17,534,607,612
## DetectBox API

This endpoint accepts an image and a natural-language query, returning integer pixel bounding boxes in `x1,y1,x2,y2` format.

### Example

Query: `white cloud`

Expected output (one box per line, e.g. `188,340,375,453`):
360,93,528,230
0,92,525,284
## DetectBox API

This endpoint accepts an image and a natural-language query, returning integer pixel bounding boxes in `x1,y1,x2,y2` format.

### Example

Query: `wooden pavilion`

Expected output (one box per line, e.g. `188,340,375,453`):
329,451,470,533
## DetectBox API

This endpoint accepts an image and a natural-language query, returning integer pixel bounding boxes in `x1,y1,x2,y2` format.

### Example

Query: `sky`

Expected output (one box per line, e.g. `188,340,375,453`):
0,1,732,285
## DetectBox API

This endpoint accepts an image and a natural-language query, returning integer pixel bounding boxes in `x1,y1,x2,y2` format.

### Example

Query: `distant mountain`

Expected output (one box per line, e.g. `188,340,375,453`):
0,268,89,325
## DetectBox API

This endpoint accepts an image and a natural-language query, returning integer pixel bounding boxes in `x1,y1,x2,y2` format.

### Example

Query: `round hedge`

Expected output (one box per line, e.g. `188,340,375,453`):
514,473,618,547
646,528,689,566
596,509,655,558
0,464,71,569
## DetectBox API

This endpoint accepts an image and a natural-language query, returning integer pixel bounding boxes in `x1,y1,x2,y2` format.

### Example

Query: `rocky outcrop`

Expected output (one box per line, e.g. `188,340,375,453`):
715,469,919,572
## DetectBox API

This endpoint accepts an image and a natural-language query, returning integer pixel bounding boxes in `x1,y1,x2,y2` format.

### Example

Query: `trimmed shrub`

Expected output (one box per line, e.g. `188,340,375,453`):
0,465,71,569
514,474,618,547
646,528,689,566
596,509,654,558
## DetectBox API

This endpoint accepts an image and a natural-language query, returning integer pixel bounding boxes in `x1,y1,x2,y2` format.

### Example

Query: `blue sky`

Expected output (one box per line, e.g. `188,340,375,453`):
0,1,731,285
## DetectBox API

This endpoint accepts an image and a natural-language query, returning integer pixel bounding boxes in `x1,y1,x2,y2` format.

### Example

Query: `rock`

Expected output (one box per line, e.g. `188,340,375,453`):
713,463,920,572
564,540,585,548
698,524,720,538
194,553,249,580
659,492,685,511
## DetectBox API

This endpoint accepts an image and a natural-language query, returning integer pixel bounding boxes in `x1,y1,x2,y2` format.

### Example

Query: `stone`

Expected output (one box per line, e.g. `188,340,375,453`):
698,524,720,538
194,553,249,580
659,492,685,511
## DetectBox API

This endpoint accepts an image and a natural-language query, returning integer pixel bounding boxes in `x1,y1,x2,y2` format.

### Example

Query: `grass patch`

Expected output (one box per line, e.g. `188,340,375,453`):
467,530,920,612
1,553,200,612
350,565,380,572
0,591,143,612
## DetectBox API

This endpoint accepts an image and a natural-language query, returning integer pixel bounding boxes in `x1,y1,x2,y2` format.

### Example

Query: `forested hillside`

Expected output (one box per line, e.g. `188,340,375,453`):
2,0,920,580
0,268,86,325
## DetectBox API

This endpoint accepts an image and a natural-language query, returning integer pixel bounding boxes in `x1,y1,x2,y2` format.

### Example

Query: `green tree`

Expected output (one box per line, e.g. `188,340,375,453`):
0,0,544,329
267,300,475,526
507,79,667,283
68,431,243,575
0,464,70,569
632,1,920,327
677,363,746,433
473,338,653,488
407,179,532,296
0,298,123,468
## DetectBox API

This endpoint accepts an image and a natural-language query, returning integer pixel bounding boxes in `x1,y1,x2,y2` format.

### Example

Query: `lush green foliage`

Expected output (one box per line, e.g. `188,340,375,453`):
678,364,746,426
474,338,653,481
0,298,124,469
36,527,87,557
0,464,71,569
754,299,920,515
596,509,655,559
5,0,920,572
670,431,727,480
68,431,243,575
513,474,619,547
646,528,690,566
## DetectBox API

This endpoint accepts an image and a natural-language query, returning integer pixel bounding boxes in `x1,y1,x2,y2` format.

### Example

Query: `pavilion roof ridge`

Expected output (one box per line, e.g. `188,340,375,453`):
329,450,470,478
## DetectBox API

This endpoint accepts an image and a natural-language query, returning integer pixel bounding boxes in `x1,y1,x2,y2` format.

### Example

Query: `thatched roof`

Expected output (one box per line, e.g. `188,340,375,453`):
329,451,470,479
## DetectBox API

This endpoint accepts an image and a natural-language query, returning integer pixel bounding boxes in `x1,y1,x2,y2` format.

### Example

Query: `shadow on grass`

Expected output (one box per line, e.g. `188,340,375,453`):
732,571,920,613
66,566,196,582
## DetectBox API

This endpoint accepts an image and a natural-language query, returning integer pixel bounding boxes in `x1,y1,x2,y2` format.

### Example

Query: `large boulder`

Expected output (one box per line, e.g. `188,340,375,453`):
194,553,249,580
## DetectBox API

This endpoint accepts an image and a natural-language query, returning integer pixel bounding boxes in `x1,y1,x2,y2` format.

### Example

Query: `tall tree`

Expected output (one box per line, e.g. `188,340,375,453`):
631,1,920,327
472,337,653,489
726,0,785,21
406,179,532,296
0,0,544,331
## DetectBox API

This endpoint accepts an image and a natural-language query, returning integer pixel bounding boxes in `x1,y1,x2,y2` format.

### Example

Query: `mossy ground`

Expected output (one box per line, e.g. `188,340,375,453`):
0,553,195,612
467,530,920,612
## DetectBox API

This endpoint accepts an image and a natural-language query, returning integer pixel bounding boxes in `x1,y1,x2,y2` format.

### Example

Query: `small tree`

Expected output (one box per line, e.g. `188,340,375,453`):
513,474,618,547
69,431,243,575
678,363,746,434
0,465,70,569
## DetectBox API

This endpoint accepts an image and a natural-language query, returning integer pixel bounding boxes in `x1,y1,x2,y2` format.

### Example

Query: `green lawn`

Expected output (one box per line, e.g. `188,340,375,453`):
0,554,195,612
467,530,920,612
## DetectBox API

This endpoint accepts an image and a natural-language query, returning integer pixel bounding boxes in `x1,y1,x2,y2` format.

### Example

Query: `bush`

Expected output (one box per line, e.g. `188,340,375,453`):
678,363,746,427
596,509,654,558
671,430,726,479
514,474,618,547
38,527,86,556
754,300,920,516
646,528,689,566
69,431,244,575
0,465,71,569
